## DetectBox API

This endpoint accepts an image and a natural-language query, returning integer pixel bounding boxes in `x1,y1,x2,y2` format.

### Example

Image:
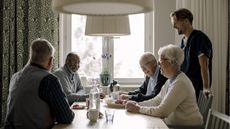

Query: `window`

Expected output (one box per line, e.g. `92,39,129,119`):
60,13,153,85
71,15,102,78
113,14,144,79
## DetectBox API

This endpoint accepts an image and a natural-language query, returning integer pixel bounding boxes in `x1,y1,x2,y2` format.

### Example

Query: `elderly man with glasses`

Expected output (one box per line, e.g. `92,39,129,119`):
119,52,167,102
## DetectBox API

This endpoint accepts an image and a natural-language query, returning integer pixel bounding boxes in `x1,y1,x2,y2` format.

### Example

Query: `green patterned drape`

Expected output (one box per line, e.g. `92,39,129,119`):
0,0,59,126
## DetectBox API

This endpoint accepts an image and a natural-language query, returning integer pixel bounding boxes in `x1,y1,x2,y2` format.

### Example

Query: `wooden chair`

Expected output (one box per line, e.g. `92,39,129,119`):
168,91,213,129
205,109,230,129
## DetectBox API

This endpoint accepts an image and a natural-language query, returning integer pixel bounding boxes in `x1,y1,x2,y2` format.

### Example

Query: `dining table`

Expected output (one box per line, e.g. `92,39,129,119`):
52,100,169,129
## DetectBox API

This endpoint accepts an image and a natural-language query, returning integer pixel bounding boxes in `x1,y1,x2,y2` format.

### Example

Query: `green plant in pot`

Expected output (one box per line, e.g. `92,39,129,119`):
100,51,112,86
100,71,111,86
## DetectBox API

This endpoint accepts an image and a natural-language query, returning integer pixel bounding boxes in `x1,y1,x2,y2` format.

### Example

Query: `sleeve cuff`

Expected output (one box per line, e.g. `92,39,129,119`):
139,106,146,114
128,95,133,99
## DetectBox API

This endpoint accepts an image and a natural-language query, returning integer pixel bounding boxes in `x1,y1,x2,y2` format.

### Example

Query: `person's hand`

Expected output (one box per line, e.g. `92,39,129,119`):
71,102,85,109
203,88,211,98
119,94,129,100
115,99,127,105
125,101,140,113
115,99,123,104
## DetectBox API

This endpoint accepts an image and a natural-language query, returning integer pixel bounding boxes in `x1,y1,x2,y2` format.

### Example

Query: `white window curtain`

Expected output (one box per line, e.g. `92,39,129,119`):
176,0,228,113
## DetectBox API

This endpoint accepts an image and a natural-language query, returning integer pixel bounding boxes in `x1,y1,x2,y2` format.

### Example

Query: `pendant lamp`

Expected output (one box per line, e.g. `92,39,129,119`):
52,0,153,15
85,15,130,36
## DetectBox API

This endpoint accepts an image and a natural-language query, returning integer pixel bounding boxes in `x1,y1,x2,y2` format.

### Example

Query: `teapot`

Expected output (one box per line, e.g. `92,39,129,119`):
109,80,120,93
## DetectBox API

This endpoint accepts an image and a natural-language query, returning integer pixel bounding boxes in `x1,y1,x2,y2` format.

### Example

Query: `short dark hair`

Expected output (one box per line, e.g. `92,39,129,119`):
65,52,80,63
170,8,193,24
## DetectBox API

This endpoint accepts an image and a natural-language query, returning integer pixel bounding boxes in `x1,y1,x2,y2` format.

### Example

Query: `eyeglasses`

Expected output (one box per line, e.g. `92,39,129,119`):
159,58,170,63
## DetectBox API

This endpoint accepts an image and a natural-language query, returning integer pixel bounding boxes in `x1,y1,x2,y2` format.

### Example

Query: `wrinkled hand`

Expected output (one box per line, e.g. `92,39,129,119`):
119,94,129,100
115,99,127,105
125,101,140,113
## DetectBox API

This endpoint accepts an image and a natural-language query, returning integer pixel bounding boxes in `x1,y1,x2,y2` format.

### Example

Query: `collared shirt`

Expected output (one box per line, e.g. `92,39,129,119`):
53,65,88,105
146,66,160,96
166,71,181,93
63,65,83,93
32,63,75,123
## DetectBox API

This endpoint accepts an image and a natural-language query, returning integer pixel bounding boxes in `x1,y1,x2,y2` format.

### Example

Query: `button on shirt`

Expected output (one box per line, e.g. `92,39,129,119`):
146,66,160,96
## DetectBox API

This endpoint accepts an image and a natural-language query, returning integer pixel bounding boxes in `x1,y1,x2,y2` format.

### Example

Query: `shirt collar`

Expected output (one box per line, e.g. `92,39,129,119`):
150,65,159,80
30,63,46,70
64,65,74,80
169,71,181,84
64,65,74,76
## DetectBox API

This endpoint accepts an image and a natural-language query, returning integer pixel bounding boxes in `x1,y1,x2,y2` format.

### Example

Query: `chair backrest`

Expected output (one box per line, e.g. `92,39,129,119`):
197,91,213,125
205,109,230,129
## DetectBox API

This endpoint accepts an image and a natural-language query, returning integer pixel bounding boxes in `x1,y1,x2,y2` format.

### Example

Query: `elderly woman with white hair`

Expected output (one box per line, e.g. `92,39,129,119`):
125,44,203,126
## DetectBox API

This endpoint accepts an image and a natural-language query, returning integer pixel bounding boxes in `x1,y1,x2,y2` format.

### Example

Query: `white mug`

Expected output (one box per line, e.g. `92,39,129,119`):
87,109,99,122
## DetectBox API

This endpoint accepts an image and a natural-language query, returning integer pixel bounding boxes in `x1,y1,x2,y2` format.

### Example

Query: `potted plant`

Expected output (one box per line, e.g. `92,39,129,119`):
100,52,112,86
100,71,111,86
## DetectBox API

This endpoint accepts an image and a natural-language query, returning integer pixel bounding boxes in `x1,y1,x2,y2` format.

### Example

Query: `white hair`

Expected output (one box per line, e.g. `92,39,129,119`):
158,44,184,66
139,52,157,64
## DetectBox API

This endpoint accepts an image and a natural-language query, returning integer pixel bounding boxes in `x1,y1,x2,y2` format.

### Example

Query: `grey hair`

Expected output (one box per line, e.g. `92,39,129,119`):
139,52,157,65
29,38,55,64
158,44,184,66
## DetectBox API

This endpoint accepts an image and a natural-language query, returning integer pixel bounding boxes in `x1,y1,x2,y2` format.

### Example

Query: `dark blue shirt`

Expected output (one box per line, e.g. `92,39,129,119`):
128,69,167,102
180,30,213,98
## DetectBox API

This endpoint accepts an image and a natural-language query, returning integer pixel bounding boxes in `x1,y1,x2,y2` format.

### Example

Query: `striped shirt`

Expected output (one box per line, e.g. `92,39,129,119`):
32,64,75,123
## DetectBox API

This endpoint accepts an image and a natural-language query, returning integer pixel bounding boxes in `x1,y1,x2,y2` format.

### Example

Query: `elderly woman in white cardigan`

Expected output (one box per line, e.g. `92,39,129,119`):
125,44,203,126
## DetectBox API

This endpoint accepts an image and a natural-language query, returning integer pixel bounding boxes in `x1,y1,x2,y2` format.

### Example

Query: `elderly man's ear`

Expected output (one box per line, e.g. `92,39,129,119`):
46,56,54,70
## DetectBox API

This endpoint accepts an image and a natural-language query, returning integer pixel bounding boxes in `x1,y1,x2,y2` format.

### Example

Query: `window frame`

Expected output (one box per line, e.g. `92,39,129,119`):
59,13,154,85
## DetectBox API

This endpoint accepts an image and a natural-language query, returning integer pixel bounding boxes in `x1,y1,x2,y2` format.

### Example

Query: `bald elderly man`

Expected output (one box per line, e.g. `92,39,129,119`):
119,52,167,102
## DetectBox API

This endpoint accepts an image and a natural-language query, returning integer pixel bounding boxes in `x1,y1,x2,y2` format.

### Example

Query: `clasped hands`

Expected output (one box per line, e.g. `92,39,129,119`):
115,93,140,113
125,101,140,113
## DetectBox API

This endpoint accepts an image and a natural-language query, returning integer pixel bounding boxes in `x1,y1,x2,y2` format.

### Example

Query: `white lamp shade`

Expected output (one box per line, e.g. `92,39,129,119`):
52,0,153,15
85,15,130,36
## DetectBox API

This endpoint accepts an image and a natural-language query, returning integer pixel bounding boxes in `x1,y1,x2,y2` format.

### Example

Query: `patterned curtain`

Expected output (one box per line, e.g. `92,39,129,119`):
227,0,230,115
0,0,59,126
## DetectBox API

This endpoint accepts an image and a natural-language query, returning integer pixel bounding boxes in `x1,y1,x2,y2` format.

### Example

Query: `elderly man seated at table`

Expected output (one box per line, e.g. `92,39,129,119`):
4,39,74,129
125,44,203,126
53,52,89,105
119,52,167,102
53,52,105,105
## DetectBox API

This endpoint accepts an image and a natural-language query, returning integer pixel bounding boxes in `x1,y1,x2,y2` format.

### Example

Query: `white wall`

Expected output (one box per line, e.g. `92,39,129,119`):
153,0,176,59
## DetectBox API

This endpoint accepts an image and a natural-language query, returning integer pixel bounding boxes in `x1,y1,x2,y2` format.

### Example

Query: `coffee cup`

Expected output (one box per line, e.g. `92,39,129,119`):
87,109,99,122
